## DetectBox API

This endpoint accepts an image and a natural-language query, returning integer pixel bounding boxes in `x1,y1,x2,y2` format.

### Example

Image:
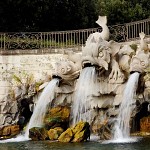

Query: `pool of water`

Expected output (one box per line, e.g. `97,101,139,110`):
0,137,150,150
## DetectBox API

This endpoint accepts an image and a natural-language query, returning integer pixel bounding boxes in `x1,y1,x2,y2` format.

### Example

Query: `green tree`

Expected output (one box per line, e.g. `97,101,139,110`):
0,0,149,31
95,0,150,25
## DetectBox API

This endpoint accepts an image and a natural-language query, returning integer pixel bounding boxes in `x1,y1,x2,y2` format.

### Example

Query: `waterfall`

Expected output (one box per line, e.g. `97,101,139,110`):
24,78,59,138
112,72,140,142
71,67,99,125
0,78,59,143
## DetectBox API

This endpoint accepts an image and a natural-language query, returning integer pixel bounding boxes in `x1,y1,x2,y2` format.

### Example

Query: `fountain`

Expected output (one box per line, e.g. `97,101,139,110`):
24,78,60,138
112,72,140,143
0,16,150,144
71,66,99,125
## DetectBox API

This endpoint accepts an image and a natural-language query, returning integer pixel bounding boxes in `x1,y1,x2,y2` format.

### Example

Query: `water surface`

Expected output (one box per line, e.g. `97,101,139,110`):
0,137,150,150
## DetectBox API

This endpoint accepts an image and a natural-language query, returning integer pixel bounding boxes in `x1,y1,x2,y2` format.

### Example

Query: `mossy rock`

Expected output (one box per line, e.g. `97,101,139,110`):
72,121,90,134
48,127,64,140
0,125,20,140
72,130,85,142
44,106,70,130
54,127,64,135
72,122,90,142
29,127,48,141
58,121,90,143
58,128,73,142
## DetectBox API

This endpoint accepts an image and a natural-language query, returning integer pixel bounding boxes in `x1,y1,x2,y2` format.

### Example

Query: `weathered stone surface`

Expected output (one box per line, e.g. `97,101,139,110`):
140,116,150,132
97,120,112,140
58,121,90,142
0,125,20,139
29,127,48,141
72,121,90,142
48,127,64,140
58,128,73,142
48,129,58,140
72,130,85,142
53,51,81,81
44,106,70,130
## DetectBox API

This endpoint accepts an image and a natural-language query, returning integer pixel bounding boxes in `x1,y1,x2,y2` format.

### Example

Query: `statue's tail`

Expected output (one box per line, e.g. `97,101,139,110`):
96,16,107,27
139,32,145,40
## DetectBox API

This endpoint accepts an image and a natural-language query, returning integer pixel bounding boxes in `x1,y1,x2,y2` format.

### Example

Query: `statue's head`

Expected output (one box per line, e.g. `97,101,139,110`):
130,50,150,73
82,36,111,73
52,60,80,81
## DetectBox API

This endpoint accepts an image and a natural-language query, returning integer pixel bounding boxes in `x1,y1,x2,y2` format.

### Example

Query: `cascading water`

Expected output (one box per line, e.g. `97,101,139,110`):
0,78,59,143
25,78,59,138
112,72,140,143
71,67,99,125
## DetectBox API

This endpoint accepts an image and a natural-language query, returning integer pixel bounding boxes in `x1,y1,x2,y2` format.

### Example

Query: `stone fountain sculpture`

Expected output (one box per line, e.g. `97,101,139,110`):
0,16,150,140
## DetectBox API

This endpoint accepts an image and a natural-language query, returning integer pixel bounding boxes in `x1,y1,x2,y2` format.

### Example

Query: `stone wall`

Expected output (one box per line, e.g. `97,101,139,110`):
0,53,66,100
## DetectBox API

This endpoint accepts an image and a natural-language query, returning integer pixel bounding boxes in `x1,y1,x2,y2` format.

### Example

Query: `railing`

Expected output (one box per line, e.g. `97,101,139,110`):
126,18,150,40
0,18,150,51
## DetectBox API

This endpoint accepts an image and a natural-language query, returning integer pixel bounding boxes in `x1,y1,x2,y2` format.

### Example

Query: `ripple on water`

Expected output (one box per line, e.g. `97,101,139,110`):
102,136,141,144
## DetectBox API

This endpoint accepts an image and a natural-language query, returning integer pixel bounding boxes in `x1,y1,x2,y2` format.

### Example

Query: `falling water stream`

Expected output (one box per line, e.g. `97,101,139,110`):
104,72,140,144
72,67,99,125
24,78,59,138
0,78,59,143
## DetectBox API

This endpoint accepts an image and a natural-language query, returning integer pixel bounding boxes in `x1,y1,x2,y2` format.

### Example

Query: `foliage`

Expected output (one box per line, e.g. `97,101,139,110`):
95,0,150,25
0,0,149,32
12,75,22,85
130,44,138,51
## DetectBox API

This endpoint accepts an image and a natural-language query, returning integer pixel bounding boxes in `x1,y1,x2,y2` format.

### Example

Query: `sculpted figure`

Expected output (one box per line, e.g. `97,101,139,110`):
82,37,125,83
82,16,125,83
139,32,149,52
53,51,81,81
51,51,82,97
130,49,150,73
82,37,111,73
130,32,150,73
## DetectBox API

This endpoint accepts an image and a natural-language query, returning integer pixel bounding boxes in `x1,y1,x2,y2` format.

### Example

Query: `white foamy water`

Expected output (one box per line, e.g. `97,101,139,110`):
71,67,99,125
0,79,59,143
0,135,29,143
111,72,140,143
25,78,59,138
102,137,139,144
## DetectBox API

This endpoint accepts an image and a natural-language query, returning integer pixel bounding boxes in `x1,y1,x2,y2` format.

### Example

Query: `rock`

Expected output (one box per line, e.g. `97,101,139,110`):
72,130,86,142
54,127,64,136
44,106,70,130
58,121,90,143
0,125,20,139
58,128,73,142
140,116,150,132
48,129,58,140
48,127,64,140
97,120,112,140
72,122,90,142
29,127,48,140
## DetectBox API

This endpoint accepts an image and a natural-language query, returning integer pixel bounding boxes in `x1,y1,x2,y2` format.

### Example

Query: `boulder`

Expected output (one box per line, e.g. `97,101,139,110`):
58,121,90,142
58,128,73,142
44,106,70,130
29,127,48,140
48,127,64,140
0,125,20,139
72,122,90,142
72,130,86,142
97,120,112,140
